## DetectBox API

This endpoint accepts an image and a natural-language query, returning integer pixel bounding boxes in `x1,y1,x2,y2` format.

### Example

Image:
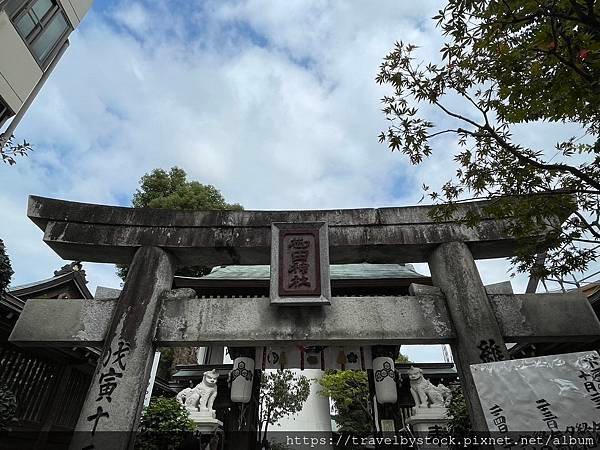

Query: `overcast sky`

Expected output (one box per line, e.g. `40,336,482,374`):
2,0,583,362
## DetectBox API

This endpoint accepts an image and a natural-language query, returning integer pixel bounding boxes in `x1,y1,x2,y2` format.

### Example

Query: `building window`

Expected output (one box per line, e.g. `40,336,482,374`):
6,0,72,68
0,97,14,129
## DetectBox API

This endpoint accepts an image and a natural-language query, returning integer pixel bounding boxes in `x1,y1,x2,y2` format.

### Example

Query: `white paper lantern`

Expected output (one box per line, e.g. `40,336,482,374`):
230,357,255,403
373,356,397,404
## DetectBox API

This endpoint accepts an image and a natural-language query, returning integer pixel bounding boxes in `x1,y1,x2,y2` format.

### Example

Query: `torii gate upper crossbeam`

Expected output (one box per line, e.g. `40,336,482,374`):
27,195,552,265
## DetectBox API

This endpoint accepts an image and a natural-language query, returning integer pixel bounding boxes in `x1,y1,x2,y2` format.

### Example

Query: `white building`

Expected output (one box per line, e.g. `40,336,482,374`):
0,0,93,131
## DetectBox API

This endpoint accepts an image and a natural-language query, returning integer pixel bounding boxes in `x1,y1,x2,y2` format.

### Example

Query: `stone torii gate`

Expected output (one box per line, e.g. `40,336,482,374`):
10,195,600,449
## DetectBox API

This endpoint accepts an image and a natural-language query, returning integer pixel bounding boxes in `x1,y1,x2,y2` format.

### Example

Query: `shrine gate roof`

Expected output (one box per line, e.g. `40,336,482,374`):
200,263,426,280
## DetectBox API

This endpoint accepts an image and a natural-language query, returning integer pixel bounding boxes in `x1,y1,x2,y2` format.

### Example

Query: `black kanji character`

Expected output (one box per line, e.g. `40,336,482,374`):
579,370,592,381
87,406,109,435
112,340,130,371
489,404,503,415
97,367,123,402
288,275,310,289
477,339,504,362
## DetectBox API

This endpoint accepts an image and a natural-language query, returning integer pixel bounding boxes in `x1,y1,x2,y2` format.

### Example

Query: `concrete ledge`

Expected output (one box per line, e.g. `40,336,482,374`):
490,292,600,341
9,298,115,346
484,281,513,295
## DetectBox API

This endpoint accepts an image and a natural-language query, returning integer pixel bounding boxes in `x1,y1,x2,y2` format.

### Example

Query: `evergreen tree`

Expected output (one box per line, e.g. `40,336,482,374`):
0,239,14,295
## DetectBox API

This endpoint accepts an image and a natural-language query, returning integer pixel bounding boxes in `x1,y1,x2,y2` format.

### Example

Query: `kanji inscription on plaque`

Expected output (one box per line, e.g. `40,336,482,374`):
279,230,321,296
270,222,331,305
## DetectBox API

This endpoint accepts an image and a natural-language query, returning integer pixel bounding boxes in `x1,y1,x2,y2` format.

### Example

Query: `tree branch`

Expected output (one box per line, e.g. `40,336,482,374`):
434,101,484,129
572,210,600,239
481,125,600,191
427,129,462,139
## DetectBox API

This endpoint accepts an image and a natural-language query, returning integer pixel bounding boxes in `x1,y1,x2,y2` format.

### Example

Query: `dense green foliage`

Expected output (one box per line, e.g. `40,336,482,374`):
377,0,600,280
395,353,411,363
117,167,243,281
317,371,372,434
445,387,471,448
0,240,13,295
0,385,17,431
131,167,243,211
258,370,311,444
135,397,196,450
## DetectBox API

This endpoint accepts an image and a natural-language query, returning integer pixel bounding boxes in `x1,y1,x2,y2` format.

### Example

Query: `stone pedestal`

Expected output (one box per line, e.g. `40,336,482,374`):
406,406,448,432
406,407,449,449
187,409,223,434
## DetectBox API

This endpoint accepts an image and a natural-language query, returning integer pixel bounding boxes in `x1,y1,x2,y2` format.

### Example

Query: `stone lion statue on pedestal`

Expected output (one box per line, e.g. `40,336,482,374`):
176,369,219,417
407,366,451,410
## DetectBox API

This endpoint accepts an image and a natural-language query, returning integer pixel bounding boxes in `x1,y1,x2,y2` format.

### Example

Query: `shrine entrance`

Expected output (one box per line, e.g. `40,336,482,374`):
10,195,600,449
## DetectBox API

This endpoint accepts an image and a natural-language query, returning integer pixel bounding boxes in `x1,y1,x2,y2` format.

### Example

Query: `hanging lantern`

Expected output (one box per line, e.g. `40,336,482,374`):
373,356,397,404
229,357,254,403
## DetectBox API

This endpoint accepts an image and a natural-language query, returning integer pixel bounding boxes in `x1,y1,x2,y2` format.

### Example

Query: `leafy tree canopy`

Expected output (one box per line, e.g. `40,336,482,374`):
0,239,14,295
445,387,471,448
258,370,311,444
117,167,243,280
377,0,600,280
132,167,243,211
395,353,411,363
136,397,195,450
318,370,372,435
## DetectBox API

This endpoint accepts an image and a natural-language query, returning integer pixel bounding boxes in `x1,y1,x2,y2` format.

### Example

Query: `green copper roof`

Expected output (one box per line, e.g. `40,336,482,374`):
201,263,425,280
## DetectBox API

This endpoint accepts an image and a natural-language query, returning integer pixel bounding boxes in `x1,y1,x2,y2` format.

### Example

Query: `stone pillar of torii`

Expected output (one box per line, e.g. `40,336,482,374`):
10,195,600,450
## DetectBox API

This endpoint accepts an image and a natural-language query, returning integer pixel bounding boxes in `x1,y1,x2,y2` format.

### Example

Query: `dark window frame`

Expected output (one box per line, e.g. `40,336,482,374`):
0,96,14,129
6,0,73,69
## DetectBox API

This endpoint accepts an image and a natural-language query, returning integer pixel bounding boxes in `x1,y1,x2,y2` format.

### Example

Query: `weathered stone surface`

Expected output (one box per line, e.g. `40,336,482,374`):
408,283,443,296
163,288,197,301
11,295,454,346
157,295,454,345
490,292,600,341
9,298,114,346
484,281,514,295
70,246,175,450
12,292,600,347
429,242,509,432
95,286,122,299
28,195,553,265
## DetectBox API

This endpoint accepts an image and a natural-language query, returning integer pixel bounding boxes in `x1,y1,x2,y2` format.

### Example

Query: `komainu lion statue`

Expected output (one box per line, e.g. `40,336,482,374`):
407,366,451,410
176,369,219,417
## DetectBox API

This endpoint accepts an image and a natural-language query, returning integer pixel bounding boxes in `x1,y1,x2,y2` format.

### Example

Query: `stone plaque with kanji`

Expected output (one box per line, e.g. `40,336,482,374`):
270,222,331,305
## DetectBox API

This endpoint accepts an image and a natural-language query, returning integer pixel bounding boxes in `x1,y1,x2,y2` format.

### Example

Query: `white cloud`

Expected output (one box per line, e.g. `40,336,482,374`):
1,0,590,307
113,2,150,35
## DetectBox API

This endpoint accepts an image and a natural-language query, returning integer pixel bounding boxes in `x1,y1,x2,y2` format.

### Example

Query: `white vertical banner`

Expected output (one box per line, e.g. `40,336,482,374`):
143,351,161,408
471,351,600,432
